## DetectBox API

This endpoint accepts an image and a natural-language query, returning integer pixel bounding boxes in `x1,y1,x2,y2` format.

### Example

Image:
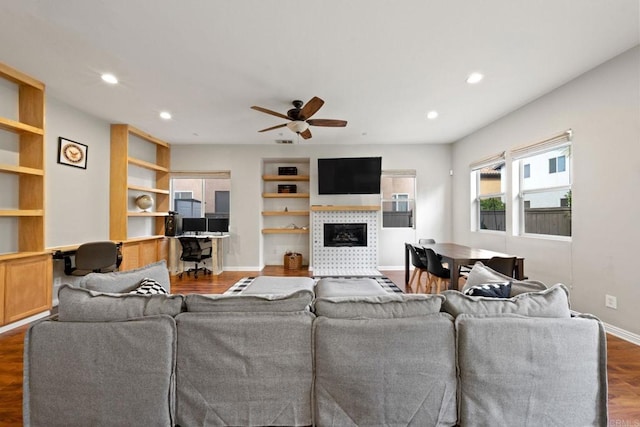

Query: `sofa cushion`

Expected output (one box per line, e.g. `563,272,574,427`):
241,276,315,295
313,313,457,426
463,282,511,298
455,313,607,426
24,315,176,426
77,260,171,293
441,283,571,318
58,284,184,321
175,311,314,426
313,294,444,319
463,261,547,296
315,278,388,298
185,289,314,313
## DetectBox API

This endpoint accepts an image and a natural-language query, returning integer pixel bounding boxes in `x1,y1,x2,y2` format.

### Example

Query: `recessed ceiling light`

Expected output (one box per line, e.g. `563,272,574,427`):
101,73,118,84
159,111,172,120
427,111,439,120
466,72,484,84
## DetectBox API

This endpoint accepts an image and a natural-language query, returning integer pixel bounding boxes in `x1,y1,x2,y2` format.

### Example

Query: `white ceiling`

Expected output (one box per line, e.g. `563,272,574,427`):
1,1,638,145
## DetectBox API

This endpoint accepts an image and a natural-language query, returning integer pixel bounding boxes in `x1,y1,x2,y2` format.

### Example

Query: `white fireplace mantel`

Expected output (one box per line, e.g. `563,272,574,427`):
311,205,380,212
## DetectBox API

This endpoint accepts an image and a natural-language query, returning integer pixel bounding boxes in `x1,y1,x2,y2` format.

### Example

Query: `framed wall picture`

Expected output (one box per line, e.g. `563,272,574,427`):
57,137,88,169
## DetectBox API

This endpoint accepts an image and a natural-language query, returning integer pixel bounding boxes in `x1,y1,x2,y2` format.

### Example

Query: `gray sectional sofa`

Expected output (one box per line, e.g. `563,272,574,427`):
23,261,608,426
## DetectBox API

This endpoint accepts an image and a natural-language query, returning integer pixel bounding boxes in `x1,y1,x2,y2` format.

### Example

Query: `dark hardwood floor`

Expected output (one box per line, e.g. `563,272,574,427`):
1,267,638,426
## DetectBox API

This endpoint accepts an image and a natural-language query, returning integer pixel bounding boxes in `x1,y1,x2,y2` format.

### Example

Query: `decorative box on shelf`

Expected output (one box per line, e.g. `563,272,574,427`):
278,184,297,193
278,166,298,176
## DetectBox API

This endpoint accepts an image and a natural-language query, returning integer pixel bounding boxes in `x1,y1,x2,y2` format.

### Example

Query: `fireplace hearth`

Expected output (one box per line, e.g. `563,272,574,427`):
324,223,367,247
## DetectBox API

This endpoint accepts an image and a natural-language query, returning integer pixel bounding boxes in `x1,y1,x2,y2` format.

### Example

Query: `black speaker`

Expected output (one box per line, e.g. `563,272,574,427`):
165,214,182,236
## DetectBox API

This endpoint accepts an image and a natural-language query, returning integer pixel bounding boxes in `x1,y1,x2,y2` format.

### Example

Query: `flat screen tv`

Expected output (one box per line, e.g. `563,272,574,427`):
318,157,382,195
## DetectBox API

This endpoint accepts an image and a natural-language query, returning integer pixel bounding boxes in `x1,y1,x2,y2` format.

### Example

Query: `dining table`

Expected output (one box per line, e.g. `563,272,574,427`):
404,242,525,291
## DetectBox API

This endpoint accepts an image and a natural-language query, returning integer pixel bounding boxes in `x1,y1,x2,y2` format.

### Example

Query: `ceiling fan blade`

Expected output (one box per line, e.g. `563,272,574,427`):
251,106,290,120
299,97,324,120
300,128,312,139
258,123,287,132
307,119,348,127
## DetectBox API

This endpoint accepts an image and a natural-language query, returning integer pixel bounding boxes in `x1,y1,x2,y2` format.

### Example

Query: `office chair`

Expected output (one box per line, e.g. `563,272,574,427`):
405,243,430,293
425,247,450,294
64,241,121,276
486,256,517,278
178,236,213,279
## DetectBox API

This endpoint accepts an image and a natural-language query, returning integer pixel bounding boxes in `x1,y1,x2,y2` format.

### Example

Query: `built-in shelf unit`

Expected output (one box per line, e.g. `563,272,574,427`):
261,159,310,266
0,62,51,326
109,124,170,270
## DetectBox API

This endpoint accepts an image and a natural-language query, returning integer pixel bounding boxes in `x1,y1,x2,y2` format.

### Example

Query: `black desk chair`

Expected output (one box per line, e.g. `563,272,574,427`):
64,241,121,276
178,237,212,279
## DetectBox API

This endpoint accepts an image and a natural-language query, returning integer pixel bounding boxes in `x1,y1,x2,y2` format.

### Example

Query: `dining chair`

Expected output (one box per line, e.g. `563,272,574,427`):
405,243,429,293
425,247,450,294
486,256,517,278
418,238,436,245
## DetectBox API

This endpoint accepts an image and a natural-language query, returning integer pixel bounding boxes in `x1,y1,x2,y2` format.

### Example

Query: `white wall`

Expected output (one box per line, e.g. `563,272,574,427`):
451,46,640,336
171,143,453,270
46,97,111,247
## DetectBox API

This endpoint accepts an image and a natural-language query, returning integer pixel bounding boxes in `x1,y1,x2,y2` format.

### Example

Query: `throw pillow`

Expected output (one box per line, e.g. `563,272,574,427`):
441,283,571,318
130,278,168,295
463,262,547,296
463,282,511,298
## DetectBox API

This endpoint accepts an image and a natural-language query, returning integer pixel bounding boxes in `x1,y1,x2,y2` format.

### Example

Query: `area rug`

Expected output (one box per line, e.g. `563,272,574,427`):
224,276,403,294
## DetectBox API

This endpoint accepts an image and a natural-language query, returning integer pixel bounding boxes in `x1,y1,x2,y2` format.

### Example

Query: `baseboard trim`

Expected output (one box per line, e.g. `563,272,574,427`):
377,265,406,271
0,310,51,335
603,322,640,346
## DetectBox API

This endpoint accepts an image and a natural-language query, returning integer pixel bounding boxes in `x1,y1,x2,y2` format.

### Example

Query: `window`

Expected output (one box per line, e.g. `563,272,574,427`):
392,193,409,212
381,171,416,228
548,155,566,174
170,172,231,222
470,153,506,232
512,131,572,238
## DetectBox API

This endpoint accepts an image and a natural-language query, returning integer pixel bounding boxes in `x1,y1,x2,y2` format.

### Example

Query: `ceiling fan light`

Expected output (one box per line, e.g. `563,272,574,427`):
286,120,309,133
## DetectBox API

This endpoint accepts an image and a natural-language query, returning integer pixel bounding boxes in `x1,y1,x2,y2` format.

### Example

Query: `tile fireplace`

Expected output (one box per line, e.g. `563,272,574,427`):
311,206,379,275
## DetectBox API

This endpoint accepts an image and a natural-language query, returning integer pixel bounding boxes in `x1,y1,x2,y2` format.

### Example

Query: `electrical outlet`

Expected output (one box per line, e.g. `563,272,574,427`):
605,294,617,309
54,277,62,286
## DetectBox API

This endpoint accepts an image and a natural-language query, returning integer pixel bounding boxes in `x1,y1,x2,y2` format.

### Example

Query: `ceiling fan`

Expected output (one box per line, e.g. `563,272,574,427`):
251,96,347,140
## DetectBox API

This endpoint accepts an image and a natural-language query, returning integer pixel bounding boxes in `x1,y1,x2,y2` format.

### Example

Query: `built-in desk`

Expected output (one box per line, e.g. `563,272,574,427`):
168,235,229,276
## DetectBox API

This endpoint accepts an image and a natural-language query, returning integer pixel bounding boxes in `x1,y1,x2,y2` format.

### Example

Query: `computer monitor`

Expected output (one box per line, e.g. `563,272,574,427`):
182,217,207,235
207,217,229,233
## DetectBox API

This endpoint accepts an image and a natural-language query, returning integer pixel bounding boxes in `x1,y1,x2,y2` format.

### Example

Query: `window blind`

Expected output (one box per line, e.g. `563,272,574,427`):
511,130,572,160
469,152,505,170
170,171,231,179
382,169,416,177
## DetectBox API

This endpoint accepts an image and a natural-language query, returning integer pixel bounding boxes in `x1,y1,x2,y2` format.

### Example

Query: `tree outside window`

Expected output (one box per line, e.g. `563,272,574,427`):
474,163,506,231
